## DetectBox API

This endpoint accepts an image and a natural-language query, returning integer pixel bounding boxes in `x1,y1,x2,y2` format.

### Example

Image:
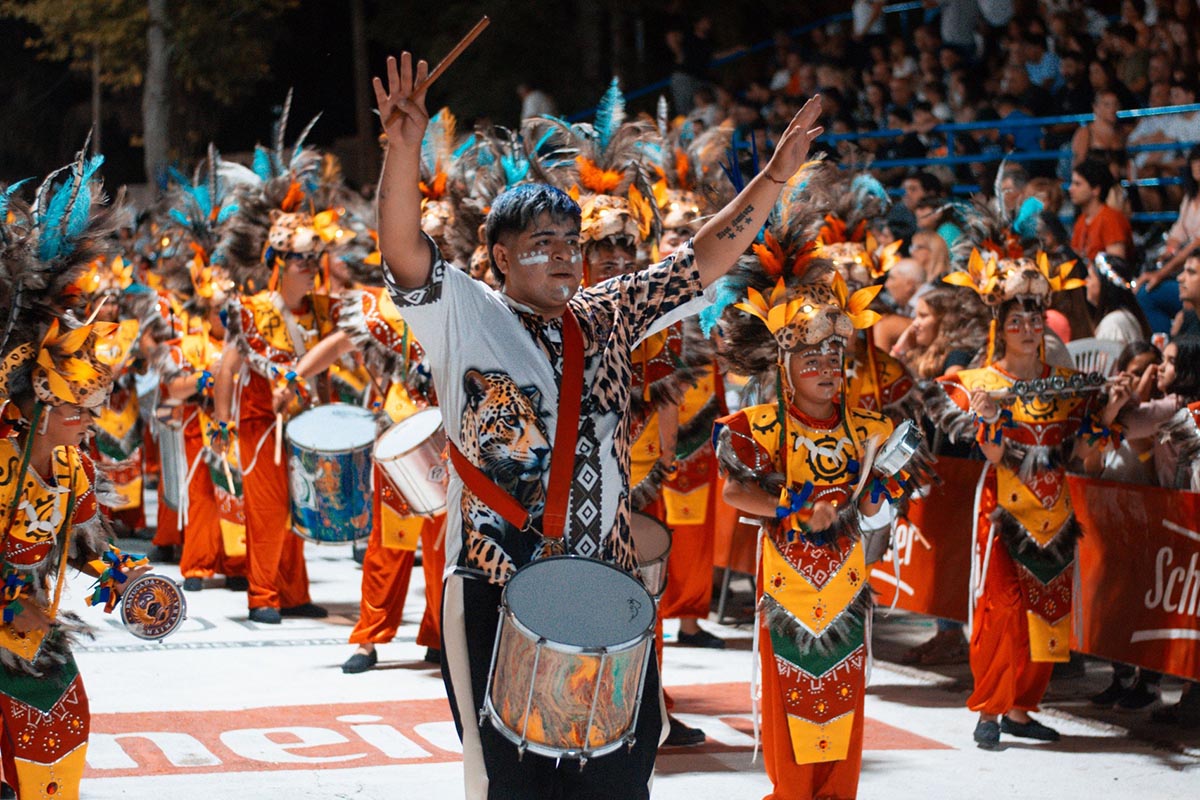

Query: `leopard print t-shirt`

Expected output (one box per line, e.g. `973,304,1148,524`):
384,235,703,585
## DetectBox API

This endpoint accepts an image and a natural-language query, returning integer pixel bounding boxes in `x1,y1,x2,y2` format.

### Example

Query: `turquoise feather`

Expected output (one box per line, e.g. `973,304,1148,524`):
699,278,740,337
593,78,625,155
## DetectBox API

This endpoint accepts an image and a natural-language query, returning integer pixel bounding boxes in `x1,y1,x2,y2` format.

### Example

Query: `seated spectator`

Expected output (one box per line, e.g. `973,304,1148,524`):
1046,50,1095,149
687,85,722,129
1023,31,1063,91
920,80,954,122
1069,158,1133,261
1118,0,1153,50
1126,81,1176,212
1138,148,1200,334
888,35,918,79
516,82,557,120
1106,23,1150,98
998,163,1030,217
1171,255,1200,339
1088,58,1138,112
993,94,1044,156
1071,89,1129,206
910,228,953,282
1000,58,1056,117
1023,176,1065,214
1085,252,1152,344
884,257,928,317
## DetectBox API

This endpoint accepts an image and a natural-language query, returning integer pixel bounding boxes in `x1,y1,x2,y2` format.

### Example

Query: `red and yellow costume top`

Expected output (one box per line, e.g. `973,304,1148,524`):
715,402,901,765
932,363,1110,662
92,318,145,512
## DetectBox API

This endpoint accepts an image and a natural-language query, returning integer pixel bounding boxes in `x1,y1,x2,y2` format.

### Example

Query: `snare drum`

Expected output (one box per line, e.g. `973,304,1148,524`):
121,574,187,641
630,512,672,598
483,556,656,762
286,404,377,544
373,408,447,516
154,419,187,511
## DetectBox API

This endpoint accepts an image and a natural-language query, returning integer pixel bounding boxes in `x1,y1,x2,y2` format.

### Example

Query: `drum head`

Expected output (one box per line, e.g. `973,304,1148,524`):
375,409,443,459
287,404,377,450
504,557,654,648
630,512,671,562
120,574,187,640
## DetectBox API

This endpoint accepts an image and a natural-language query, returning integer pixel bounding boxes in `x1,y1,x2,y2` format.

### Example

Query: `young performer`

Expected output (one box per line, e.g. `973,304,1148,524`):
0,154,152,799
711,192,910,800
926,247,1129,749
214,99,350,623
373,50,823,799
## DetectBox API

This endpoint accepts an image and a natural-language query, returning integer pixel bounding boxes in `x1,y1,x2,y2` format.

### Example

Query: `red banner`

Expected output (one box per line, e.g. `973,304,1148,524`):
869,458,979,622
867,456,1200,680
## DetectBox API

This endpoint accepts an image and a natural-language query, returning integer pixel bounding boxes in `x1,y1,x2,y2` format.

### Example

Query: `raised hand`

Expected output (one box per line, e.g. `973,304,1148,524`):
372,52,431,155
764,95,825,183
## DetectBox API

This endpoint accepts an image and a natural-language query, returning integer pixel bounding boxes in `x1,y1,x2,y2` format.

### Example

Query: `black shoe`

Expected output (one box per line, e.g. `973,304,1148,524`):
225,575,249,591
1,781,15,798
182,577,204,592
131,526,157,541
1116,680,1159,711
281,602,329,619
973,719,1001,750
248,607,281,624
148,544,179,564
424,647,442,665
1000,716,1059,741
662,715,706,747
342,649,378,674
1090,676,1128,707
676,628,726,649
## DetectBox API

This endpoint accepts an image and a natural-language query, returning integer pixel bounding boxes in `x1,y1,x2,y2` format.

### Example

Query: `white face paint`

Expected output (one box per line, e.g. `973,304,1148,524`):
516,251,551,267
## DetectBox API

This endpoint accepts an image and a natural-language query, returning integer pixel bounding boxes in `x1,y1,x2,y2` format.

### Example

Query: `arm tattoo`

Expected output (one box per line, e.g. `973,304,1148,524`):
715,204,756,240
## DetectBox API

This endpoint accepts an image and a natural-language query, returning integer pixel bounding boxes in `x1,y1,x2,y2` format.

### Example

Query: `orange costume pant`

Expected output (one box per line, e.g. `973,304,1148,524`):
644,482,719,620
348,497,446,648
180,421,246,579
240,417,310,610
759,630,865,800
966,477,1053,714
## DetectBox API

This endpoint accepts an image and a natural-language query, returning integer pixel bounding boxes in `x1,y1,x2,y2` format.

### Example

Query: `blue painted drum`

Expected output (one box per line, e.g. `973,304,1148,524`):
285,404,378,544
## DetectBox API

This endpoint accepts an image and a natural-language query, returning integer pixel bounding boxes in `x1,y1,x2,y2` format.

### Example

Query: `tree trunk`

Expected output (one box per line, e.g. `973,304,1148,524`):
349,0,376,185
142,0,170,187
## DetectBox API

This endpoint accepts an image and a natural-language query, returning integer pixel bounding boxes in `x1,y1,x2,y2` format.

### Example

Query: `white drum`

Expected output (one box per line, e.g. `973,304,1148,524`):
630,512,672,598
154,419,187,511
373,408,447,516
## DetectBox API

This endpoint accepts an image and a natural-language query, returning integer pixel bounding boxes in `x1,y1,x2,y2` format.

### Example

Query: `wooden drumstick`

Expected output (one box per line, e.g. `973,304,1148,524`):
274,412,284,466
385,16,490,126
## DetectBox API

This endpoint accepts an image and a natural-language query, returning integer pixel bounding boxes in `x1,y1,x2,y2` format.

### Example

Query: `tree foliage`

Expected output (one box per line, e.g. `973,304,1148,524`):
2,0,298,103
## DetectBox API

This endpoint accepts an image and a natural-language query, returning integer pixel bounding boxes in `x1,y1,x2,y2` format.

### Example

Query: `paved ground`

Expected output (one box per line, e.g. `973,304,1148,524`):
66,535,1200,799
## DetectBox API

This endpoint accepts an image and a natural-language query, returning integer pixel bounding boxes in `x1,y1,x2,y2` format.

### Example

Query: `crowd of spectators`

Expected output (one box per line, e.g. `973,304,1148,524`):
655,1,1198,246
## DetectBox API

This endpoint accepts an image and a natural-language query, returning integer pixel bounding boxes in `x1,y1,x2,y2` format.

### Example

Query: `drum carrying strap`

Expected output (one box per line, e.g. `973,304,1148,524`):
447,306,584,540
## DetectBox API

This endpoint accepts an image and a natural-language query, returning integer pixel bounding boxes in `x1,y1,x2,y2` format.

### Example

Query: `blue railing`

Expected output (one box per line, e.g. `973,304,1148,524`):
568,1,922,121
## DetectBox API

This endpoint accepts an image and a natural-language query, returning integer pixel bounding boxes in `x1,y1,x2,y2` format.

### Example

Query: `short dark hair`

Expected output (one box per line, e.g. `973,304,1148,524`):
905,169,943,195
1073,158,1114,199
484,184,581,286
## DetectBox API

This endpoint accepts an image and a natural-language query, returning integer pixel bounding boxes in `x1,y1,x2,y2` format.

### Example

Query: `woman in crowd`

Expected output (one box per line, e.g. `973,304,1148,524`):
892,286,988,666
1085,253,1152,344
1071,89,1130,210
910,229,952,283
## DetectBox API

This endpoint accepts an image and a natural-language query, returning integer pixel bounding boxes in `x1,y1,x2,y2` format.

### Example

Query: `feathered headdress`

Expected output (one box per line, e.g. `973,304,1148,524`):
780,160,899,289
521,79,660,252
217,90,355,291
0,142,123,414
643,101,736,231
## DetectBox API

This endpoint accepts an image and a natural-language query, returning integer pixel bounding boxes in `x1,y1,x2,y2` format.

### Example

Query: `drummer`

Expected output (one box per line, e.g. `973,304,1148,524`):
285,268,446,674
212,207,342,625
372,52,823,798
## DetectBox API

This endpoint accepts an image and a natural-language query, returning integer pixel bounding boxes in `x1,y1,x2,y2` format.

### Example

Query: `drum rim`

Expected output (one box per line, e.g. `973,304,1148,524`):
286,403,379,451
373,408,445,462
120,573,188,641
499,556,657,650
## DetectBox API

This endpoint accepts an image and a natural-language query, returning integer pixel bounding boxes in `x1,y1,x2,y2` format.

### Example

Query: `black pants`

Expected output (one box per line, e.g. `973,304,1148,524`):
441,575,663,800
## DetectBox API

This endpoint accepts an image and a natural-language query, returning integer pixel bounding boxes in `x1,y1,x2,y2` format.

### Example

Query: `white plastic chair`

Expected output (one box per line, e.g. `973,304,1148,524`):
1066,337,1126,377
